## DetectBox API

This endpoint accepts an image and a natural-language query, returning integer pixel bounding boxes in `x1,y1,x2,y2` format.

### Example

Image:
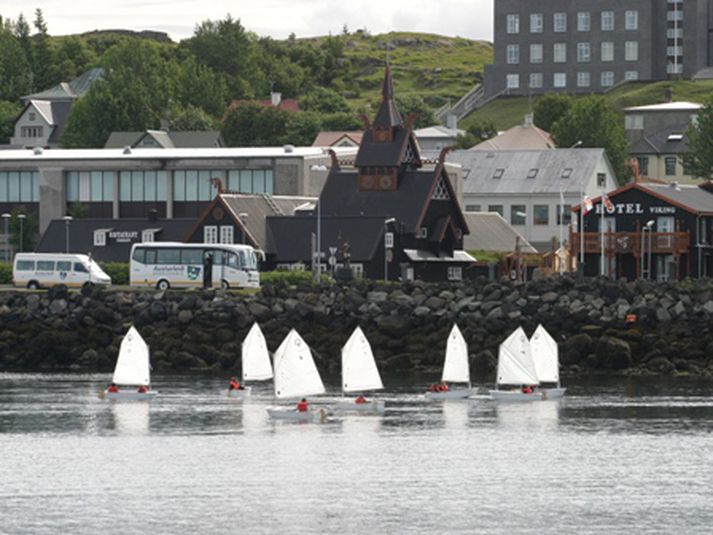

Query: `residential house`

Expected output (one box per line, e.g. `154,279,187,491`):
471,115,555,151
227,92,300,115
105,130,224,149
312,131,363,148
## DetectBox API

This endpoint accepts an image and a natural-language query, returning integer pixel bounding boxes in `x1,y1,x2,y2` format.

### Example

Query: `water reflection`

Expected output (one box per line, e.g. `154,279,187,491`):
110,401,150,435
495,398,561,431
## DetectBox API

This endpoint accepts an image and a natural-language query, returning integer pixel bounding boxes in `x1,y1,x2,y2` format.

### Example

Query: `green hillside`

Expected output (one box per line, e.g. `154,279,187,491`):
462,80,713,131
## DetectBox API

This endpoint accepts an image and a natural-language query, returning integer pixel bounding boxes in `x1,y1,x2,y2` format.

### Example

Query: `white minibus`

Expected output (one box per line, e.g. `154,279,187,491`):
13,253,112,289
130,242,260,290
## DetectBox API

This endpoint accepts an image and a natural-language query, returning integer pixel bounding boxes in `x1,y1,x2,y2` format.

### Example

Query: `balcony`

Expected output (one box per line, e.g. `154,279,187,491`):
570,231,690,256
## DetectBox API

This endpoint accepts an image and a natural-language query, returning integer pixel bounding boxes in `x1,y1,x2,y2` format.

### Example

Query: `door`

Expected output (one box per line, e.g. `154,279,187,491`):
657,216,675,249
598,217,616,277
656,255,676,281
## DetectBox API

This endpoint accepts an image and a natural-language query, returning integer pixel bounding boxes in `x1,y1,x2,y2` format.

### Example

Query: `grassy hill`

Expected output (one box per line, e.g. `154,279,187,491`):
462,80,713,131
309,31,493,110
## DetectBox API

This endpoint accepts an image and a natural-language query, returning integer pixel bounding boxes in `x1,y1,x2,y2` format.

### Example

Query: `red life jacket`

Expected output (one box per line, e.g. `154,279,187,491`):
355,396,367,404
229,380,239,390
137,385,148,393
107,385,119,393
297,401,308,412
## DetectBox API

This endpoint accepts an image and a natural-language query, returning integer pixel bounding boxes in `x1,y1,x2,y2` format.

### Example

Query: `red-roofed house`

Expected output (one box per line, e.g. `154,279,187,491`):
228,92,300,114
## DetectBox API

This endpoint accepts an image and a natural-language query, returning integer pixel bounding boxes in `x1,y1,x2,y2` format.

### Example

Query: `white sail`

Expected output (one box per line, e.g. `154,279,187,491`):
530,324,559,384
273,329,325,399
112,326,151,386
342,326,383,393
242,322,273,382
497,327,538,386
441,324,470,384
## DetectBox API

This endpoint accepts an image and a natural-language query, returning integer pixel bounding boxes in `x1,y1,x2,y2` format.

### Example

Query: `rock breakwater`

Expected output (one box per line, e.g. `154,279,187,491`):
2,276,713,378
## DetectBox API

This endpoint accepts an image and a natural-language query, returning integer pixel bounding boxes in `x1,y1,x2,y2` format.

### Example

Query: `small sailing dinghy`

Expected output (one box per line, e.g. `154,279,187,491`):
426,324,472,399
334,326,386,414
489,327,541,402
530,324,566,399
230,322,273,399
103,326,157,401
266,329,326,422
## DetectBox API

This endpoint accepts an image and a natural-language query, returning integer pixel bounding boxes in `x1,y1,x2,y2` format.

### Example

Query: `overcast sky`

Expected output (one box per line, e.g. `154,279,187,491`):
3,0,493,42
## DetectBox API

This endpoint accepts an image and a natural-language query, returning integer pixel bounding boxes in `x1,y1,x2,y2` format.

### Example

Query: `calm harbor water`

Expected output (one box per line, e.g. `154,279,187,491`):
1,373,713,534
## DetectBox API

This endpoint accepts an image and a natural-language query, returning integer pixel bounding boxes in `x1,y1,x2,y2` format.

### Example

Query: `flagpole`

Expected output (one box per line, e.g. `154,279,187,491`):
580,190,585,270
559,185,564,274
600,191,605,276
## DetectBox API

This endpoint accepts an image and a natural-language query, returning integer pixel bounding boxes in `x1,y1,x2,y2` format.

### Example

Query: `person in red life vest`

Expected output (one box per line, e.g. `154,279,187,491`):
228,377,243,391
355,395,368,404
428,384,437,392
297,398,309,412
521,385,533,394
106,383,119,393
137,385,149,394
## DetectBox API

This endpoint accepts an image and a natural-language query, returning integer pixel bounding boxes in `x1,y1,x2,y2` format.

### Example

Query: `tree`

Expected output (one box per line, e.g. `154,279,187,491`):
8,208,37,253
395,95,436,129
300,87,350,114
682,94,713,179
221,103,290,146
284,112,321,146
533,93,574,132
171,104,217,131
13,14,32,80
454,120,497,150
32,9,55,90
0,27,31,101
551,95,630,184
320,112,362,131
0,100,21,143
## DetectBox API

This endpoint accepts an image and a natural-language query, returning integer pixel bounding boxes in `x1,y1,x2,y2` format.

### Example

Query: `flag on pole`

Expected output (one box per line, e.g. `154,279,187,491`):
582,195,593,214
602,192,615,214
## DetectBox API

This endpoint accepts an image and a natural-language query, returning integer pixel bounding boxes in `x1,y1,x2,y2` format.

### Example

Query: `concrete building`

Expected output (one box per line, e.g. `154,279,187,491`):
414,125,465,152
0,146,354,234
485,1,713,97
448,148,618,251
625,101,703,183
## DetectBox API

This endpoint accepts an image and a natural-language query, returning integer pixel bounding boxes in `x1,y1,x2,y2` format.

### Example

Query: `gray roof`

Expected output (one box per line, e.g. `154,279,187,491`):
449,148,610,195
218,194,316,249
638,183,713,214
630,124,689,155
24,68,104,101
104,130,224,149
462,212,537,253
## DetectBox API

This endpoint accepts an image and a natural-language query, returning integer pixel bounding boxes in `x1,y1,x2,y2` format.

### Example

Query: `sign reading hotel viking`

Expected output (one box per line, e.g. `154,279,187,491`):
595,203,676,215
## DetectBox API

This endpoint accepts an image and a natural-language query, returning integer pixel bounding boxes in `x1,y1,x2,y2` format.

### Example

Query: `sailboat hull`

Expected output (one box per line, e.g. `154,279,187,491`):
228,386,252,399
425,388,472,400
489,389,542,402
104,391,158,401
266,407,326,422
540,387,566,399
333,399,386,414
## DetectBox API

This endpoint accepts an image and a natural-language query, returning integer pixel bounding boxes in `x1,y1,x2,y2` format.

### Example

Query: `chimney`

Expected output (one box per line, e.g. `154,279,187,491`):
523,113,534,127
159,118,170,131
664,87,673,103
271,92,282,106
446,114,458,130
148,209,158,222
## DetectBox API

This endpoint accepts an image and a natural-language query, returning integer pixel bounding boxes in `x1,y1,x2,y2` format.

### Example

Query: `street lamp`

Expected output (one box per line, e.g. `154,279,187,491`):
239,213,248,244
641,219,654,279
570,140,583,148
384,217,396,282
515,211,528,281
62,216,72,253
1,213,10,261
17,214,26,253
310,164,328,281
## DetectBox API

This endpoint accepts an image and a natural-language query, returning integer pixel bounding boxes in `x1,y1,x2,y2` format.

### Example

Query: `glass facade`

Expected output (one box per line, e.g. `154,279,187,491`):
120,171,167,202
0,171,39,202
66,171,114,202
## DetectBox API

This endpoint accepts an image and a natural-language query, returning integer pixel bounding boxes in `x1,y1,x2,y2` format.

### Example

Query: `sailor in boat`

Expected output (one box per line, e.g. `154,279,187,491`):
428,382,450,393
355,395,368,404
521,385,534,394
228,376,244,392
107,383,119,394
137,385,149,394
297,398,309,412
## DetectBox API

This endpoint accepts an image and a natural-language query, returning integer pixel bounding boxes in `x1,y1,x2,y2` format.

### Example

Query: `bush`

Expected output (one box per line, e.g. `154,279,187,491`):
100,262,129,285
0,262,11,284
260,269,332,286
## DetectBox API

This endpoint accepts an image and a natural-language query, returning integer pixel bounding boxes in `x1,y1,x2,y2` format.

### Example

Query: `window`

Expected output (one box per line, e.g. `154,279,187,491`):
57,261,71,272
553,43,567,63
157,249,181,264
37,261,54,271
625,115,644,130
0,171,39,203
601,71,614,87
557,205,572,225
204,226,218,243
488,205,504,216
577,43,591,63
533,205,549,225
432,175,450,200
625,41,639,61
173,170,224,201
625,10,638,30
637,157,649,176
220,225,234,244
529,73,543,89
625,71,639,81
506,74,520,89
29,112,36,121
553,73,567,88
506,44,519,64
141,230,155,243
132,248,146,263
530,13,543,33
601,42,614,62
665,157,677,176
447,267,463,281
597,173,607,188
493,168,504,179
530,44,543,64
553,13,566,32
601,11,614,31
577,12,590,31
527,168,538,179
417,227,428,239
94,230,106,247
120,170,167,202
181,249,203,265
511,205,526,226
16,260,35,271
465,204,481,212
506,14,519,34
226,169,274,195
73,263,88,273
577,72,591,88
561,168,573,179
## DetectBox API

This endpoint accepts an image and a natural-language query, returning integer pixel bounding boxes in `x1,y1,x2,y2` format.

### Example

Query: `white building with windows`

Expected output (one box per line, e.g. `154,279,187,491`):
448,148,618,251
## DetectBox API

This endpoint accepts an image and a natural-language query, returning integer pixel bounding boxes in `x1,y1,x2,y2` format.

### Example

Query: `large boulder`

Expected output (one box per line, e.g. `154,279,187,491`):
560,334,593,366
596,337,633,370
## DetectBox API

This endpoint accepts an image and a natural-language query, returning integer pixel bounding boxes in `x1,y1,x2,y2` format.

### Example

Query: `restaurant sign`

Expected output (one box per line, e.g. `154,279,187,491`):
109,230,139,243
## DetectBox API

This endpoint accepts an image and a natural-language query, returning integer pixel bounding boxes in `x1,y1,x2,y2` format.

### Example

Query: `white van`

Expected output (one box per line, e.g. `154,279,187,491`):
13,253,112,289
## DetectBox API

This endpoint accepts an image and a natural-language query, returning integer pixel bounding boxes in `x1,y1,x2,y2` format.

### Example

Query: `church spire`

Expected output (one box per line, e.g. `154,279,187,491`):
373,63,402,131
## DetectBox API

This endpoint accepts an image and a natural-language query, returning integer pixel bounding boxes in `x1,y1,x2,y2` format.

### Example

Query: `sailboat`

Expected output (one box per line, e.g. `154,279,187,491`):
425,324,472,399
266,329,326,421
333,326,386,414
489,327,541,402
530,324,566,399
230,322,273,399
103,326,157,400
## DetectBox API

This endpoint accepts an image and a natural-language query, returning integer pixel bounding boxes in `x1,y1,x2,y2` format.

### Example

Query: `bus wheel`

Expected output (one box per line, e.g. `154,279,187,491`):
221,280,230,290
27,281,40,290
82,282,94,289
156,279,170,291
